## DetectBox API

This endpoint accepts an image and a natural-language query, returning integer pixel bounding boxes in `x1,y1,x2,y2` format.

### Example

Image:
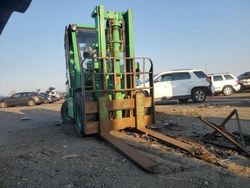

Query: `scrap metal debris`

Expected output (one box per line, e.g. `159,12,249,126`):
199,109,250,157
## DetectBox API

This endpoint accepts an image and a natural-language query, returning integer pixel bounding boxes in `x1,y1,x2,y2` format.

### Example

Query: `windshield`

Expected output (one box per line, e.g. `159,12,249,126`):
77,28,96,60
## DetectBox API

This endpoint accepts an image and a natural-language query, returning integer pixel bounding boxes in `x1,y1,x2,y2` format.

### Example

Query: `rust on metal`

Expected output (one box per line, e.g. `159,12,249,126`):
138,127,195,153
199,109,250,157
100,131,158,173
135,93,195,154
94,92,222,171
84,121,99,134
85,101,98,113
98,96,158,173
104,99,135,110
81,57,222,172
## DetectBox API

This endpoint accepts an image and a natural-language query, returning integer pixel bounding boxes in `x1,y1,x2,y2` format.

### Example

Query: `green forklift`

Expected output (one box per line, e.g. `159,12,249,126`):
61,5,215,173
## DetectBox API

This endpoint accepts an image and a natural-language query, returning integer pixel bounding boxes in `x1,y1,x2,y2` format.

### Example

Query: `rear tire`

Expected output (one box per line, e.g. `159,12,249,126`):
191,88,206,103
223,86,233,96
28,100,35,106
61,101,74,124
0,102,7,108
75,92,85,137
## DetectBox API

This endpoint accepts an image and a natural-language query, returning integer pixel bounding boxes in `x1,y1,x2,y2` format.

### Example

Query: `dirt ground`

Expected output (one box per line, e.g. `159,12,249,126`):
0,95,250,188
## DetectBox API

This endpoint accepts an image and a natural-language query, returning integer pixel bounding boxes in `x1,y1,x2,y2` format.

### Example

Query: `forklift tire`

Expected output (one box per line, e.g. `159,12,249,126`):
75,92,85,137
61,101,74,124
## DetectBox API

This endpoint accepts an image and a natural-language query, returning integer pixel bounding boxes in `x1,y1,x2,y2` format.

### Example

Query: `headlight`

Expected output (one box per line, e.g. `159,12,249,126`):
71,24,77,31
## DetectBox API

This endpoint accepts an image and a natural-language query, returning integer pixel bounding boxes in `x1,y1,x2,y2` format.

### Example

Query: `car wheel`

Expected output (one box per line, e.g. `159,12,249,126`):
178,98,189,103
28,100,35,106
0,102,7,108
222,86,233,96
191,88,206,103
61,101,74,124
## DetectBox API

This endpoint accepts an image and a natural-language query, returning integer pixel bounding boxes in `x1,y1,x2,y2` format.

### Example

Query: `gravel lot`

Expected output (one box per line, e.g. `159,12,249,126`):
0,94,250,188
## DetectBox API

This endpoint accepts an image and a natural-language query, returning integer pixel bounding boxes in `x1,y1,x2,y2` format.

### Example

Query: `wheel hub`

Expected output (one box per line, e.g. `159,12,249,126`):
195,91,205,101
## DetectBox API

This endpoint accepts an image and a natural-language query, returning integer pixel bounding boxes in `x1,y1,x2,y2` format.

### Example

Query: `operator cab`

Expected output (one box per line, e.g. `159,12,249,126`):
77,27,96,60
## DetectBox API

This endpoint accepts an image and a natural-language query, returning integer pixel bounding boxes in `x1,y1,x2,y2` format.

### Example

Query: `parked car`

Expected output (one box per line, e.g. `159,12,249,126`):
38,92,53,103
138,69,211,103
0,92,44,108
46,87,61,101
208,73,241,96
238,72,250,91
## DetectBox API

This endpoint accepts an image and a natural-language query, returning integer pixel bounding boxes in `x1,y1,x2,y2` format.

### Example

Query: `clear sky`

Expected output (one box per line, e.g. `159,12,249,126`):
0,0,249,96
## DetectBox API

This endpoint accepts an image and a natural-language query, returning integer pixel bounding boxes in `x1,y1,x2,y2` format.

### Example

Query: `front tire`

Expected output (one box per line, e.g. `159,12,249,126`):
75,92,85,137
191,88,206,103
223,86,233,96
0,102,7,108
61,101,74,124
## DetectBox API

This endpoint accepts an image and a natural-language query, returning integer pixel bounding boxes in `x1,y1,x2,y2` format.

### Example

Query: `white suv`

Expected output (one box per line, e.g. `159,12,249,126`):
208,73,241,96
138,69,211,103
